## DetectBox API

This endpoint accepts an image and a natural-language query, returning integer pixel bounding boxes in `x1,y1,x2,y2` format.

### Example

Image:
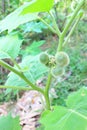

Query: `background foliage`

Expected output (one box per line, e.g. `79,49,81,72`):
0,0,87,130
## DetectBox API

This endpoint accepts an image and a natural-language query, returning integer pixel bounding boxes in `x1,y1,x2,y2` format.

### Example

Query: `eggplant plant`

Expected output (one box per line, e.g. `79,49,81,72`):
0,0,87,130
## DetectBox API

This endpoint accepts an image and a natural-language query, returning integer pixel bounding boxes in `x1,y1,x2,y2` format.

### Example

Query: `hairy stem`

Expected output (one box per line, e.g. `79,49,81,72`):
57,34,64,51
0,60,44,94
62,0,85,38
10,57,22,70
63,15,82,47
49,11,61,37
57,0,85,51
0,85,34,91
38,16,57,34
44,70,52,110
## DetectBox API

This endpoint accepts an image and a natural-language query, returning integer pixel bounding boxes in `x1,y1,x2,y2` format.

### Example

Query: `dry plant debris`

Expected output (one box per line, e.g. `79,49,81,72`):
0,90,44,130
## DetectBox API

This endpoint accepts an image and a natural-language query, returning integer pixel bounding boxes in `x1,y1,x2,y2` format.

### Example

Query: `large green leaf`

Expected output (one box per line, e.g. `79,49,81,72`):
0,0,54,32
21,0,54,14
0,5,38,33
40,87,87,130
5,55,48,86
0,34,23,59
20,40,45,56
0,114,21,130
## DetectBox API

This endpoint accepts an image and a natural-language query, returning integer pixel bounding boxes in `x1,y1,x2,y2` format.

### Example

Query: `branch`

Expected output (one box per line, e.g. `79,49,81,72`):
0,60,44,94
48,11,61,37
0,85,34,91
62,0,85,38
63,14,82,47
38,16,57,34
57,0,85,51
44,70,52,110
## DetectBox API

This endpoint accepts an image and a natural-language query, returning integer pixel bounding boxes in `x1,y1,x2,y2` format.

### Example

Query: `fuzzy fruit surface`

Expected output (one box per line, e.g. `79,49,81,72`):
55,52,70,67
40,53,49,65
51,66,65,78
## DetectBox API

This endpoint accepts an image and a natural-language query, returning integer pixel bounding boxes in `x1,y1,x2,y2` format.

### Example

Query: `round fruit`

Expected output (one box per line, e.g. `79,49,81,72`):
51,66,65,78
55,52,70,67
39,53,49,65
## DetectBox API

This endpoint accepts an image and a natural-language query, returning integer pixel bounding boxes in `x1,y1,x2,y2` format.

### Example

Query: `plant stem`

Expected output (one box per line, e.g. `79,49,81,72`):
57,0,85,51
57,34,64,51
10,58,22,70
62,0,85,38
0,60,44,94
63,15,82,47
48,11,61,37
38,16,57,34
0,85,34,91
44,70,52,110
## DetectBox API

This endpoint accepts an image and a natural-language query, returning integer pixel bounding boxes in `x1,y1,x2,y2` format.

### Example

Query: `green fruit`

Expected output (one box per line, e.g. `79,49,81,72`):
39,53,49,65
55,52,70,67
51,66,65,78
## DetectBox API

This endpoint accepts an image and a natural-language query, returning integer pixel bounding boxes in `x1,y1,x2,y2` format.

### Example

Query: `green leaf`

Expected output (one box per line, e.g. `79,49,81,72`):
0,0,54,32
40,87,87,130
20,40,45,56
21,0,54,14
5,55,48,86
21,21,47,33
0,34,23,59
36,125,45,130
0,5,38,33
0,51,10,59
0,114,21,130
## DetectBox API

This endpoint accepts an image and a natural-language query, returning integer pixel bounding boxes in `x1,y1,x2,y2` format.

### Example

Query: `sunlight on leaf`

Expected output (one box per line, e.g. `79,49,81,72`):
0,5,38,33
0,0,54,33
21,0,54,14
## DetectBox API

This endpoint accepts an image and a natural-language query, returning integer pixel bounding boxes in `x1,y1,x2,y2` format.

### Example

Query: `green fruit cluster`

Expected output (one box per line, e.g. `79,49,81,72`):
51,52,70,78
39,51,70,78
